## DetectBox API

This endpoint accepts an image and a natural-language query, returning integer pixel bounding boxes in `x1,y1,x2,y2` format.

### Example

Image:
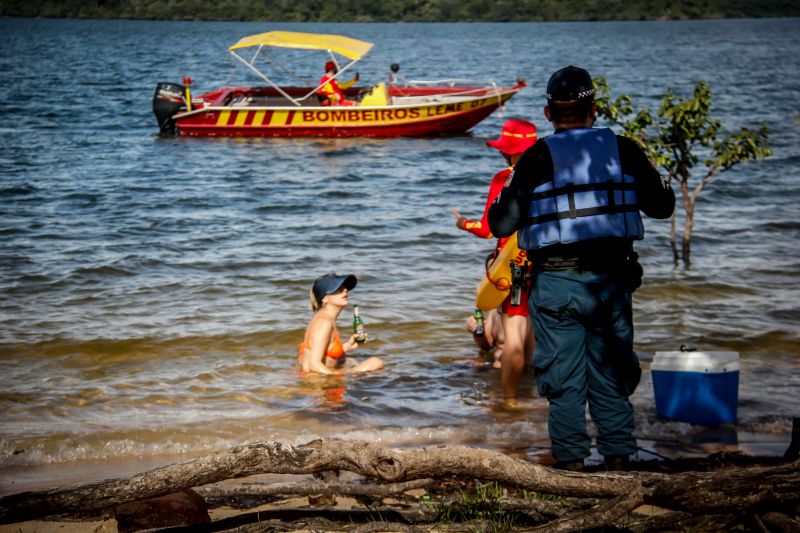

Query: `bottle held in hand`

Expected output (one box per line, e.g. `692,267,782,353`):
473,309,485,337
353,304,367,342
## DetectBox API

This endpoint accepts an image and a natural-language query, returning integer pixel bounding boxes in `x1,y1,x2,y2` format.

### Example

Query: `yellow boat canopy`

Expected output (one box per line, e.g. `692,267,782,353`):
229,30,373,60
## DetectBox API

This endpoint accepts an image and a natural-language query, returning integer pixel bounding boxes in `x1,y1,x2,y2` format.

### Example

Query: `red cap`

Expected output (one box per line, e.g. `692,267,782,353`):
486,119,538,155
324,60,337,72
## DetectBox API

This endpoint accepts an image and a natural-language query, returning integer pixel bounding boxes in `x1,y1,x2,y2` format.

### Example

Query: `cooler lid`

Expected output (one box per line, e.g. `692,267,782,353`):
651,351,739,373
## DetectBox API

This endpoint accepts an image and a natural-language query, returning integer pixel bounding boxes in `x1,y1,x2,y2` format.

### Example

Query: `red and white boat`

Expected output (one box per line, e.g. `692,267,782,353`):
153,30,526,138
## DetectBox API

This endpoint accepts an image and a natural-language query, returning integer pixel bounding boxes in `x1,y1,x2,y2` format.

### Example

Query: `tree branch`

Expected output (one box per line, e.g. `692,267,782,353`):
690,167,720,206
527,486,645,532
1,439,797,532
0,439,640,524
193,478,435,499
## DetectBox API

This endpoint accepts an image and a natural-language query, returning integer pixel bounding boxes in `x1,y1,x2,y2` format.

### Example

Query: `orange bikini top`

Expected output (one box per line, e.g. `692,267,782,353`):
298,327,345,361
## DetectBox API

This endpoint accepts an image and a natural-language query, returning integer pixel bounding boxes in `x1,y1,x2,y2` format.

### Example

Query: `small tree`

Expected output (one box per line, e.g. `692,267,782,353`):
594,78,771,266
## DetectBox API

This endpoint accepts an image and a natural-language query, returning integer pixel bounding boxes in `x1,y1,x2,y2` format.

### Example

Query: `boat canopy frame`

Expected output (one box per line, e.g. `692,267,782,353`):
228,30,373,107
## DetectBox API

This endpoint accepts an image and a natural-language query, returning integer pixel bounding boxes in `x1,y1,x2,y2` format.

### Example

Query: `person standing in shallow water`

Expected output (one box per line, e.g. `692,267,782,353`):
488,66,675,471
298,273,383,374
452,119,538,405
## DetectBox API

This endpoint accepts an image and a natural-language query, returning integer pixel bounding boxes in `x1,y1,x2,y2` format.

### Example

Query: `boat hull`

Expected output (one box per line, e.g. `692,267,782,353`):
170,86,522,138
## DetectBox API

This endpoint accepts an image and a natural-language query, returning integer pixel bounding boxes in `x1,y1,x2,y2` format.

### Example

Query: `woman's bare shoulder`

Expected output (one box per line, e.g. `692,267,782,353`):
308,312,335,333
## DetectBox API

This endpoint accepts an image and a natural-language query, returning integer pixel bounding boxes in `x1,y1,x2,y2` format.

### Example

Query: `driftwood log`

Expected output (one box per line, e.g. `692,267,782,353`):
193,478,436,500
1,437,798,532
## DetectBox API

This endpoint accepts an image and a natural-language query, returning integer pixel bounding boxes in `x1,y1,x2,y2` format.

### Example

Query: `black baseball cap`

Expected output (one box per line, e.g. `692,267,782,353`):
312,273,357,303
546,66,595,102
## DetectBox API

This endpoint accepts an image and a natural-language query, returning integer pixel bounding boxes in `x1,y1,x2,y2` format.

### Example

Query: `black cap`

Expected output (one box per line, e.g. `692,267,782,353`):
312,273,357,303
546,65,595,102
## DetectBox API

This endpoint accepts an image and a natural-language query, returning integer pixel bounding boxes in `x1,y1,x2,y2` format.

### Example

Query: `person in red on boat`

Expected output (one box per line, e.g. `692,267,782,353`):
298,273,383,374
317,60,360,106
451,119,538,405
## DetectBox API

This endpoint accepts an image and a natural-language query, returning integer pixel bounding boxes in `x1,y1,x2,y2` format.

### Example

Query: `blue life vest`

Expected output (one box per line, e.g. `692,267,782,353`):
518,128,644,251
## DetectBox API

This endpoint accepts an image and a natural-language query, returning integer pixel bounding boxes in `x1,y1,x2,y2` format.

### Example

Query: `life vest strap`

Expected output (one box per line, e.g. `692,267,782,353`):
526,203,641,226
530,180,636,201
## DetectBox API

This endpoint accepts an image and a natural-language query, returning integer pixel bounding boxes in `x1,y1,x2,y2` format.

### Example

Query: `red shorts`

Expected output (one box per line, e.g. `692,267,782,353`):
499,260,532,317
500,287,530,316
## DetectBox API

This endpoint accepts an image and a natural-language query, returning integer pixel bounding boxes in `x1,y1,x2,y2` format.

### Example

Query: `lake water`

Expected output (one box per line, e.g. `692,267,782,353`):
1,17,799,494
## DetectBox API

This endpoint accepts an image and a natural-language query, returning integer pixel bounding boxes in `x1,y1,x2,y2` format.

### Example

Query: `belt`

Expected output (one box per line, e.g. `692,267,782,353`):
536,255,628,271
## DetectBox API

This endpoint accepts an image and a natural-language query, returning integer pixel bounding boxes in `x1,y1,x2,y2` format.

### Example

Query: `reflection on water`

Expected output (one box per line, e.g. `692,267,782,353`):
1,17,799,490
298,373,349,411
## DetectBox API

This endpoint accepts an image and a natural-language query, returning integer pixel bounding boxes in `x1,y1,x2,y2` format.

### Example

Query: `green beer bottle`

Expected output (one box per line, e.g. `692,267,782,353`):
353,304,367,342
473,309,485,337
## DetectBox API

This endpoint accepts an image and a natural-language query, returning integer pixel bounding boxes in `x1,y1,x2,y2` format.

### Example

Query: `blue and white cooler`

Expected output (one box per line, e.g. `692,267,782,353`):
651,350,740,426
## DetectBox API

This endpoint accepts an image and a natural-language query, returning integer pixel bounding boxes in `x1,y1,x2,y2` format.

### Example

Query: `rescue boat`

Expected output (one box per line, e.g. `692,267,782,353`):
152,31,526,138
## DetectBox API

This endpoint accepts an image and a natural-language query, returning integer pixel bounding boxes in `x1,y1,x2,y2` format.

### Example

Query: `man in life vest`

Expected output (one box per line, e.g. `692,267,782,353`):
317,60,359,106
451,119,538,405
488,66,675,471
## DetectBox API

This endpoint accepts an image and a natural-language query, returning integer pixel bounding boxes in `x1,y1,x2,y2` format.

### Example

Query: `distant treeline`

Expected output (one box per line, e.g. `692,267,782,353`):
2,0,799,22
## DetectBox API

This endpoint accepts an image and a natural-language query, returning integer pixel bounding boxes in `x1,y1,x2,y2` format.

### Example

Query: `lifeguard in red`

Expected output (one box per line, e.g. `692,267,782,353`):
318,60,358,106
453,119,538,317
451,119,538,404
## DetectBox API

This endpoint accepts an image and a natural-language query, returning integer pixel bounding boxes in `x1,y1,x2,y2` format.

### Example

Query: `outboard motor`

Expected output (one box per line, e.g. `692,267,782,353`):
152,82,186,135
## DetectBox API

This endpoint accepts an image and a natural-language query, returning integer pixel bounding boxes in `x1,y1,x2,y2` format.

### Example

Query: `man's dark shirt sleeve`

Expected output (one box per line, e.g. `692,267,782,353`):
617,136,675,219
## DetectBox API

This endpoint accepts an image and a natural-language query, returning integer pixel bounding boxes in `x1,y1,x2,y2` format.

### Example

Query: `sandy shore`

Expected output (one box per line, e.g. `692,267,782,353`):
0,520,114,532
0,495,370,533
0,521,111,533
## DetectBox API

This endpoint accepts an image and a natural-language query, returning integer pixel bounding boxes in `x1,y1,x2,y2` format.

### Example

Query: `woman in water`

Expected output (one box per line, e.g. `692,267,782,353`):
298,273,384,374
